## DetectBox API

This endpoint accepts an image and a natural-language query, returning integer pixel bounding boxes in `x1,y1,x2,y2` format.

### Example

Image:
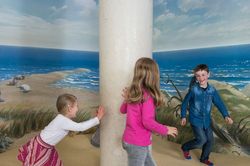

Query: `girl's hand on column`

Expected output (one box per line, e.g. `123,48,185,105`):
97,106,105,120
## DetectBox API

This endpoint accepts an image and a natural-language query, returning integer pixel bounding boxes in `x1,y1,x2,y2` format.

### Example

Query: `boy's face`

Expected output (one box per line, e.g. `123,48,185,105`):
195,70,209,87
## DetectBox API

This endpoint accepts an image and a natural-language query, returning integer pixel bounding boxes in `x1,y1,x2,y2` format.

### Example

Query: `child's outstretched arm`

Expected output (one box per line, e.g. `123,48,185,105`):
181,90,192,119
212,89,230,118
213,89,233,125
141,95,178,137
60,107,105,132
180,88,193,126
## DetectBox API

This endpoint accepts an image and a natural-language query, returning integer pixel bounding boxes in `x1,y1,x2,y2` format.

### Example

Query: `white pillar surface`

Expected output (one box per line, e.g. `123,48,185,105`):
99,0,153,165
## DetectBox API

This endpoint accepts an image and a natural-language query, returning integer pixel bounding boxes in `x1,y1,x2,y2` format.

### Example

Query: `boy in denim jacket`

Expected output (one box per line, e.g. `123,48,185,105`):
180,64,233,166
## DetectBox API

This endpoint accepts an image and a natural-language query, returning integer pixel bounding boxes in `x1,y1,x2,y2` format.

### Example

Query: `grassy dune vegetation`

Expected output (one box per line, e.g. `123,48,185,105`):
0,108,90,137
0,107,91,152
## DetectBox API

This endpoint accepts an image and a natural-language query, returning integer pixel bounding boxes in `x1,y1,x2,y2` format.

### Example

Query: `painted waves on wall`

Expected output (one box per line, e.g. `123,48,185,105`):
0,44,250,94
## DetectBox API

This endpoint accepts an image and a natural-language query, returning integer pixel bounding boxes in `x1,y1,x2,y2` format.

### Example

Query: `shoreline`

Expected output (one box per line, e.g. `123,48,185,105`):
0,69,99,112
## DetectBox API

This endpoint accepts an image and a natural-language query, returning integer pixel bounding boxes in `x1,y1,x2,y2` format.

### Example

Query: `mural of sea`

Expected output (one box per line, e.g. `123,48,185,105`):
0,44,250,94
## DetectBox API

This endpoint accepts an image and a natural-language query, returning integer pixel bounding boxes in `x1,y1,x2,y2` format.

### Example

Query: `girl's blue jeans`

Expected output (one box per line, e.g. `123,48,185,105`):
122,141,156,166
181,125,214,161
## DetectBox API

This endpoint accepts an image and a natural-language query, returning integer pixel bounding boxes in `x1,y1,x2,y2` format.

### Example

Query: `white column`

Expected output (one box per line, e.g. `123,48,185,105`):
99,0,153,165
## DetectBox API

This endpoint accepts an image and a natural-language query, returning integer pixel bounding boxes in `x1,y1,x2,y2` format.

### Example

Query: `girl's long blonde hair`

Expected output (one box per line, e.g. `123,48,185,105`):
127,57,164,107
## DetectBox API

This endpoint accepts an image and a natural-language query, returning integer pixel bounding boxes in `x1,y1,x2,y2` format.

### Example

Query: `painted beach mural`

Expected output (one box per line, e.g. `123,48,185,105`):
0,0,250,165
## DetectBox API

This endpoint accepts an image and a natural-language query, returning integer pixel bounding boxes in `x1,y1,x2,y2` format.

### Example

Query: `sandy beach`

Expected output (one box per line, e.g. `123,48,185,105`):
0,133,250,166
0,69,99,112
0,70,250,166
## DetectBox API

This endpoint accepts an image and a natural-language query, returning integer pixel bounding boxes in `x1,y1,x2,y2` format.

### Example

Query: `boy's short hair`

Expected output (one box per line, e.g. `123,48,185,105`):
193,64,209,73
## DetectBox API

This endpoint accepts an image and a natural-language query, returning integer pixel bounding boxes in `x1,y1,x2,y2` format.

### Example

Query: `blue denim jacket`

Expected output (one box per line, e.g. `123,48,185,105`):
181,83,229,128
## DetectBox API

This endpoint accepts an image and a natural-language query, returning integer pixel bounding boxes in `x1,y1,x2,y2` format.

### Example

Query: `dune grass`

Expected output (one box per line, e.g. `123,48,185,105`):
0,108,90,138
156,106,193,144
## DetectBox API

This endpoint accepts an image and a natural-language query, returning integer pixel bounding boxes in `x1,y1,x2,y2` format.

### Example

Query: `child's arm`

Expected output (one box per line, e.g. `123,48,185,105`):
120,102,127,114
120,87,128,114
180,90,192,125
62,106,104,131
62,116,100,131
212,89,230,118
213,89,233,124
141,96,177,137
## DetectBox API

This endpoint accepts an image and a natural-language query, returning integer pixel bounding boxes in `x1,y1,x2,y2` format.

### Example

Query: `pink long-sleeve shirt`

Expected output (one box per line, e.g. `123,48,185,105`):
120,91,168,146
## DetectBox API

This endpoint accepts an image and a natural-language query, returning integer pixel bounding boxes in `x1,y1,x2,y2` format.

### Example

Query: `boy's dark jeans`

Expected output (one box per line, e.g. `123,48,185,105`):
181,125,214,161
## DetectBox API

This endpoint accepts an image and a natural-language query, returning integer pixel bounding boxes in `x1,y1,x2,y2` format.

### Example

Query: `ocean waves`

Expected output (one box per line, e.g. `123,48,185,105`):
50,66,250,95
52,69,99,91
1,44,250,95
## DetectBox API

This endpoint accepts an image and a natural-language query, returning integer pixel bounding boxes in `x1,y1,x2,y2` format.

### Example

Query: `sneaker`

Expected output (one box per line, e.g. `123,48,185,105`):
200,160,214,166
181,149,192,160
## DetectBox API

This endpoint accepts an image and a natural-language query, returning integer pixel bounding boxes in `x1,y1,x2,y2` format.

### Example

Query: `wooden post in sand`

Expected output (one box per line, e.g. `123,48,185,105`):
99,0,153,165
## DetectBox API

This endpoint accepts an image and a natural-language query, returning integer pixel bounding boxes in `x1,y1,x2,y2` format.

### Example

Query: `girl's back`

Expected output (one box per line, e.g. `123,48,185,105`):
121,90,167,146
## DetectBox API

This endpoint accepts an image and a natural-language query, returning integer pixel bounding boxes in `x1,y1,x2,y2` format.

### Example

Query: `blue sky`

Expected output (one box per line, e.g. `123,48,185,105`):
0,0,249,51
153,0,250,51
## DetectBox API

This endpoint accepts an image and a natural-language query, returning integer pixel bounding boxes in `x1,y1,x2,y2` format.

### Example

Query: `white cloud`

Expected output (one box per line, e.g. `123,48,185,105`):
241,6,249,13
153,0,250,51
153,15,250,51
51,5,68,13
154,0,168,6
73,0,96,8
153,27,161,40
155,10,176,23
72,0,97,16
0,7,98,51
178,0,205,13
1,0,250,51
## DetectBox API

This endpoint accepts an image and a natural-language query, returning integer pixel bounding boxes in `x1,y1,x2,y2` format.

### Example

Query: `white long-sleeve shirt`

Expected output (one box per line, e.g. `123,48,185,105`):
40,114,99,145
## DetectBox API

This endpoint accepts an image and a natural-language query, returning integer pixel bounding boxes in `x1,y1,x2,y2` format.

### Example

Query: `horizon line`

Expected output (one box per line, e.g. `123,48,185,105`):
154,43,250,52
1,42,250,53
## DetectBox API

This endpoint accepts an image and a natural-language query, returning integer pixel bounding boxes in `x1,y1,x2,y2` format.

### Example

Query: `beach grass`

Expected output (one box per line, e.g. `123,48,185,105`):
0,108,91,138
156,106,193,144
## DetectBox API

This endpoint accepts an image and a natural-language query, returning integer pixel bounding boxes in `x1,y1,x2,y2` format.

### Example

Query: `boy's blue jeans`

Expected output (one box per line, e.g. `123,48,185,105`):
122,141,156,166
181,125,214,161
